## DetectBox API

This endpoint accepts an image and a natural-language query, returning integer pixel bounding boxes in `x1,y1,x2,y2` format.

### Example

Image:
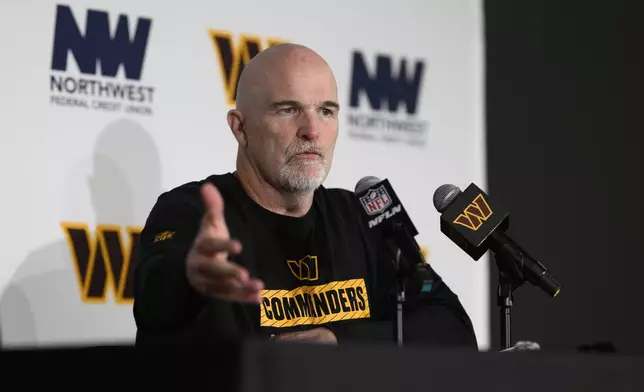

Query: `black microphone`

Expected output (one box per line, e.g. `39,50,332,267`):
432,182,561,298
354,176,436,295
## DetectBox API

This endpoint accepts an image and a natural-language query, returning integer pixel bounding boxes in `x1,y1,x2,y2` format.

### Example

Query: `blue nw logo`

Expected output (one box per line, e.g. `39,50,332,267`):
50,5,152,80
349,51,425,114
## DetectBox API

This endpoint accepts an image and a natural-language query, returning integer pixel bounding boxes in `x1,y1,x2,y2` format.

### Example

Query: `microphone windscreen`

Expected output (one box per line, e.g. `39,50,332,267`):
433,184,462,213
355,176,382,194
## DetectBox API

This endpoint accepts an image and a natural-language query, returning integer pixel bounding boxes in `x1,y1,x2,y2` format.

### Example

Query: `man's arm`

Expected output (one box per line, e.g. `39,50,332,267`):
133,183,264,347
401,272,479,348
373,239,479,349
133,192,205,334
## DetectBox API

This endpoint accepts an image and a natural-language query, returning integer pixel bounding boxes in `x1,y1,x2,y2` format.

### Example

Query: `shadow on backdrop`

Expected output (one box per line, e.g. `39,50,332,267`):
0,119,162,348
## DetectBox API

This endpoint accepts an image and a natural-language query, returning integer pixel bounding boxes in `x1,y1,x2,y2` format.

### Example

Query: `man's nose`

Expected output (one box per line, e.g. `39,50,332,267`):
297,112,320,141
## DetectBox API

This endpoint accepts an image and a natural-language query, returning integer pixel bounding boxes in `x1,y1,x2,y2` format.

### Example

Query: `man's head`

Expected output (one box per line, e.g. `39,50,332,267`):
227,43,339,195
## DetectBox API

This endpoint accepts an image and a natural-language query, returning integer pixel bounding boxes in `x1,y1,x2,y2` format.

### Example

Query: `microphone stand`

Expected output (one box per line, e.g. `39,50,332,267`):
489,232,528,351
388,222,434,347
497,270,516,350
388,224,411,347
394,249,405,347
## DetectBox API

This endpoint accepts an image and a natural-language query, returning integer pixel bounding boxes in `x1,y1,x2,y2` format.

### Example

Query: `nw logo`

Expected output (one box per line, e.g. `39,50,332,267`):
349,51,425,114
453,194,493,231
287,256,318,281
50,4,152,80
209,30,287,106
61,222,141,304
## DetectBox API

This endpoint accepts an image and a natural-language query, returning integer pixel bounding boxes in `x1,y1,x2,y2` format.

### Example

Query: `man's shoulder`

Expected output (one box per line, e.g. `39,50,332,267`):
316,185,363,216
319,185,355,201
154,172,234,209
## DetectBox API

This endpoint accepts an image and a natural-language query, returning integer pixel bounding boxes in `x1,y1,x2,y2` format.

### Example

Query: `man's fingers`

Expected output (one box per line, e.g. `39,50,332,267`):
196,256,249,281
235,290,264,304
200,183,227,229
190,262,264,303
194,236,242,256
202,276,265,304
248,278,264,291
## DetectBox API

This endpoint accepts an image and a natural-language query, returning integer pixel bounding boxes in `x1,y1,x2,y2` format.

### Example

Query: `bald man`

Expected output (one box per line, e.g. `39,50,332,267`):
133,44,477,348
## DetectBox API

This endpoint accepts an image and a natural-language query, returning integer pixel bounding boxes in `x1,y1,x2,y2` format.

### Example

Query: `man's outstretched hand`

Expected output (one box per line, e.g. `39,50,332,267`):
186,183,264,303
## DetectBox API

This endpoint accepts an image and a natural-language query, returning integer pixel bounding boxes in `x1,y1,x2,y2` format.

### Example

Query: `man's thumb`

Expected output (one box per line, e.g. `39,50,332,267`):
201,183,226,227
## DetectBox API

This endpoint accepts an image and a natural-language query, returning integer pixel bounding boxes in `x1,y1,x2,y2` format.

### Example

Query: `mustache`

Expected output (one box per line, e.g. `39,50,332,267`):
285,143,325,159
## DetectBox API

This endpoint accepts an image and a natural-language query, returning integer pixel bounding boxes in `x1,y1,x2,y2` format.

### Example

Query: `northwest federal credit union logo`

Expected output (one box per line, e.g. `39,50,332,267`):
347,50,429,146
208,30,287,106
287,255,318,281
453,194,493,231
61,222,141,304
49,4,155,115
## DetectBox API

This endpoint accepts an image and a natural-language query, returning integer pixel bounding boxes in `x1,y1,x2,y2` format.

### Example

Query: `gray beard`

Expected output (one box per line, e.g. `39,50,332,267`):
277,159,329,194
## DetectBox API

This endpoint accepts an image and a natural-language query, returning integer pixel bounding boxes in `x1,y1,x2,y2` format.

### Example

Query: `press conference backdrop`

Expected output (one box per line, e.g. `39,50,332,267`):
0,1,487,349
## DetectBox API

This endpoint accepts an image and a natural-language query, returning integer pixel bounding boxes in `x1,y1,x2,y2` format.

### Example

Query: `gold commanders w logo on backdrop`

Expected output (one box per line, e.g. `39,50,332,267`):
61,222,141,304
453,194,493,231
208,29,287,106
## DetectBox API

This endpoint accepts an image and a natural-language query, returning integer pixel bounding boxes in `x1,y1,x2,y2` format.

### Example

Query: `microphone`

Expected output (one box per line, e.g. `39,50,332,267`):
432,182,561,298
354,176,435,295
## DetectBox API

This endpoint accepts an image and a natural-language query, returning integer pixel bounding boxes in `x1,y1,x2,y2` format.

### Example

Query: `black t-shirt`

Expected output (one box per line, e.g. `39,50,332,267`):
133,172,478,349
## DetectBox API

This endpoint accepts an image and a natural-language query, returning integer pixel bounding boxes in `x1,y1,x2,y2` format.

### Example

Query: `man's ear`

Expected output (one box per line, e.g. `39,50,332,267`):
227,109,247,147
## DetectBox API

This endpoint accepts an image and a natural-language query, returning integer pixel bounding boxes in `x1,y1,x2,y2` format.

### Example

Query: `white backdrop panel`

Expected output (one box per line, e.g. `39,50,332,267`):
0,0,488,350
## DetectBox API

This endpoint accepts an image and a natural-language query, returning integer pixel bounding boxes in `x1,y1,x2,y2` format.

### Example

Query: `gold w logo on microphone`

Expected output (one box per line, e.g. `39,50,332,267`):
287,255,318,281
453,194,493,231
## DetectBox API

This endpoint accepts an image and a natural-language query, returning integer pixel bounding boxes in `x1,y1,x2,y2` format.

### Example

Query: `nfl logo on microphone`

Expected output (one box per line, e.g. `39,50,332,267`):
359,185,392,215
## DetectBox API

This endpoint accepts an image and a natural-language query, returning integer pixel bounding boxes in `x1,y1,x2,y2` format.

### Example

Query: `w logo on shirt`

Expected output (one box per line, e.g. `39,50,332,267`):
287,255,318,281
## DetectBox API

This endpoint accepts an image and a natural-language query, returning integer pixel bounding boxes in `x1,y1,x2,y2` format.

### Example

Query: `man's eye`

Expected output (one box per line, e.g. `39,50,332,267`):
280,107,296,114
320,108,334,116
